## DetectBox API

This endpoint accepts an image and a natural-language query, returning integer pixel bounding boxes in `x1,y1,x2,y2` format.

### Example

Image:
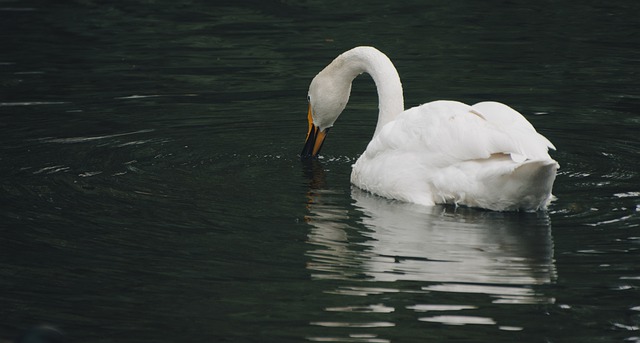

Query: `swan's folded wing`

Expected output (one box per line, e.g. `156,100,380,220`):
365,100,555,165
471,101,556,150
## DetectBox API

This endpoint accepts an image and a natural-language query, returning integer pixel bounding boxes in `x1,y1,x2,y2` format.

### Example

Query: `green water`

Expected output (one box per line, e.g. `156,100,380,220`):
1,1,639,342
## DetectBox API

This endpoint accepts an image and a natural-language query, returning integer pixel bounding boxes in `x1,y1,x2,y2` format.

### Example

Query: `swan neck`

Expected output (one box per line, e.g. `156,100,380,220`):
338,47,404,136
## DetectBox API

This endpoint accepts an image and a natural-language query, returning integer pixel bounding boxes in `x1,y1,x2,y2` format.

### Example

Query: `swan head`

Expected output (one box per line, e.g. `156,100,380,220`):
301,67,352,158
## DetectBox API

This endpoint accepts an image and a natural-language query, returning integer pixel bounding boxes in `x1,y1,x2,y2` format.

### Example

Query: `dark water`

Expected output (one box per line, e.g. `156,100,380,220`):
1,1,639,342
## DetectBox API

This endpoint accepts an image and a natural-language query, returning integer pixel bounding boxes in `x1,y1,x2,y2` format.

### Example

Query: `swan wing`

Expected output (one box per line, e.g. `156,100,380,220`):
471,101,556,151
364,100,554,164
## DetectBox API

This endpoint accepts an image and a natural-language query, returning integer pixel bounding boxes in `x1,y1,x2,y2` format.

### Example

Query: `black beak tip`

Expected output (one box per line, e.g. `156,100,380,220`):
301,125,317,159
300,127,328,160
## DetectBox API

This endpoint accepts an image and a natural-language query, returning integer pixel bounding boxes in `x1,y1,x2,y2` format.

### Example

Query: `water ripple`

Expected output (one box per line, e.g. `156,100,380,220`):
32,165,70,175
407,305,476,312
307,336,389,343
40,129,155,144
310,322,395,328
0,101,67,106
114,93,198,99
325,304,395,313
419,315,496,326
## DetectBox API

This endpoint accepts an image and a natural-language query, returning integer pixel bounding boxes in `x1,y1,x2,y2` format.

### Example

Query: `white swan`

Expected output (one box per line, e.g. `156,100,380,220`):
301,46,558,211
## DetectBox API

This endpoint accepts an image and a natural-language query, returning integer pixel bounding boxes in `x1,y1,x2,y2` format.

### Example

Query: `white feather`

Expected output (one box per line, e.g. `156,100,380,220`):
308,47,558,211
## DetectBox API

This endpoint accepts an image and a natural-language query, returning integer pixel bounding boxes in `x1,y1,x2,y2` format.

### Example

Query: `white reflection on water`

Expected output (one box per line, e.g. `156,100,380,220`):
418,315,496,325
304,168,557,304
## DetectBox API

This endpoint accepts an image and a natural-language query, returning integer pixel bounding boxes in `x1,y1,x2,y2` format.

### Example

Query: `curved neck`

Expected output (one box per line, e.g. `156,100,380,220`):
333,47,404,136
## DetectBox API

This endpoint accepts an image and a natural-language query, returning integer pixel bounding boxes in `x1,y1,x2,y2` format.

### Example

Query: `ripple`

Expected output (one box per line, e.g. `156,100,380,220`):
114,93,198,99
406,304,476,312
422,283,551,304
116,139,153,147
78,171,103,177
32,165,70,175
419,315,496,326
612,323,640,331
311,322,395,328
0,101,67,106
614,192,640,198
614,285,634,291
318,155,359,164
326,287,401,297
560,171,592,178
0,7,37,11
499,326,524,331
325,304,394,313
585,214,635,227
40,129,154,144
307,336,389,343
423,283,533,296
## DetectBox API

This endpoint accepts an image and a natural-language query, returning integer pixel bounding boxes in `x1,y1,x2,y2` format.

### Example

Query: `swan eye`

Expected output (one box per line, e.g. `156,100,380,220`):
307,95,311,102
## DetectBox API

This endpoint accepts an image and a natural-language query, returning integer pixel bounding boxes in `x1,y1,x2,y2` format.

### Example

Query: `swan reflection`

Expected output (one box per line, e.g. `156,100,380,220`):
304,161,556,304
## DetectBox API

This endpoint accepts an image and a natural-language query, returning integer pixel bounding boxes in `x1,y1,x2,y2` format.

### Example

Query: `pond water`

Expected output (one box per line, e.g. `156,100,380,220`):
1,1,639,342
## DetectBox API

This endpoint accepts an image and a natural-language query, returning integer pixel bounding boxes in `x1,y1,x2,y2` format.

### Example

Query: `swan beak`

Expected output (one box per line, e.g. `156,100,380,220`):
301,105,329,158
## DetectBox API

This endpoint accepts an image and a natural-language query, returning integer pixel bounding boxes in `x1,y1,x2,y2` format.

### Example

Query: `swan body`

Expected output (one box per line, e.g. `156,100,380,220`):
301,46,558,211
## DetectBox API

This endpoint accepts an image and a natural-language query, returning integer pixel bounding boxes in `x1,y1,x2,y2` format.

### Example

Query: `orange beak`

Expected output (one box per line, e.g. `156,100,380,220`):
301,104,330,159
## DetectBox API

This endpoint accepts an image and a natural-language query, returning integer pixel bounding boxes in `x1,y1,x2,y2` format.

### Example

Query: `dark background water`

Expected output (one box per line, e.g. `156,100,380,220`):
1,0,639,342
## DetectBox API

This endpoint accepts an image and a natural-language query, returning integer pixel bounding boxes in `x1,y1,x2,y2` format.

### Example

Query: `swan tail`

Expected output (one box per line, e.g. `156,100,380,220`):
507,159,559,211
465,158,558,211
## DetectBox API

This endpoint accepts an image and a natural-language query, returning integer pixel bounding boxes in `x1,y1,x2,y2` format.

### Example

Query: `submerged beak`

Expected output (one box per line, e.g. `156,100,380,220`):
301,104,330,159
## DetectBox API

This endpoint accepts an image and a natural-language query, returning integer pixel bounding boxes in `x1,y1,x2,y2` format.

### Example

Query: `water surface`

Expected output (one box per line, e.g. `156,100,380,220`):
1,1,639,342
